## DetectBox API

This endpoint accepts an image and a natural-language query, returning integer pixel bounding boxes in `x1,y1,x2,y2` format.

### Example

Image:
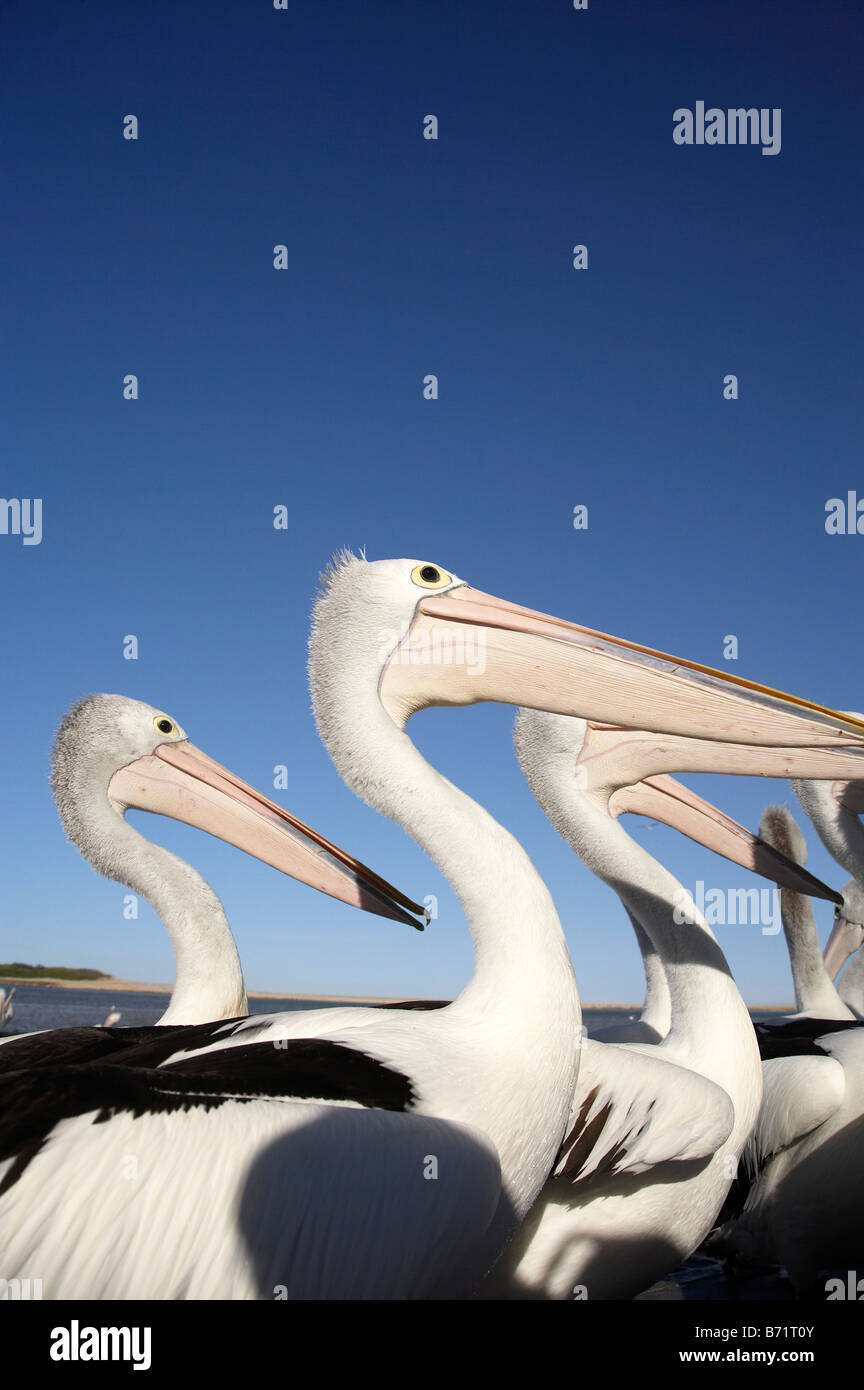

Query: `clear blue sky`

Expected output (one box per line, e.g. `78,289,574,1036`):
2,0,862,1004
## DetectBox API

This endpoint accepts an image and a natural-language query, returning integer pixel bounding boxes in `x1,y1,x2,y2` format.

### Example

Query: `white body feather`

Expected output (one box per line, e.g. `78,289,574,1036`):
485,710,762,1300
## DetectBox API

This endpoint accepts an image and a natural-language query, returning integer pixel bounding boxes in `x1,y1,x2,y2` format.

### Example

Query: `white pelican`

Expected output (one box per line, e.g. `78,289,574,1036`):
0,694,425,1060
710,782,864,1289
756,804,855,1021
102,1008,122,1028
811,772,864,1019
3,557,864,1300
824,887,864,1019
0,989,15,1030
483,709,840,1300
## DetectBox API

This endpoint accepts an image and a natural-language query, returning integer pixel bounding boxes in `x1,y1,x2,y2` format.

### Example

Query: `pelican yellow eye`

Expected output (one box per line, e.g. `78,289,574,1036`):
154,717,177,737
410,563,452,590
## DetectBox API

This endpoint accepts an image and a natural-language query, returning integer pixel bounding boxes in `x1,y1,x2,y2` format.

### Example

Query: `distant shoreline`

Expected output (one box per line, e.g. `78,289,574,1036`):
0,975,794,1011
0,976,397,1005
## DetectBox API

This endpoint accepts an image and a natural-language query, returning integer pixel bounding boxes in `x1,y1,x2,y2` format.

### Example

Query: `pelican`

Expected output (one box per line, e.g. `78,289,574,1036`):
0,693,424,1063
0,989,15,1030
710,783,864,1289
756,804,855,1021
811,769,864,1020
102,1008,122,1028
3,557,864,1300
824,887,864,1020
483,709,839,1300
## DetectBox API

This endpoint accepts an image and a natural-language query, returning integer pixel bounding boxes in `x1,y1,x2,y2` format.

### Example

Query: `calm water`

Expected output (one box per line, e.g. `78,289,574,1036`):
0,984,365,1033
0,985,784,1036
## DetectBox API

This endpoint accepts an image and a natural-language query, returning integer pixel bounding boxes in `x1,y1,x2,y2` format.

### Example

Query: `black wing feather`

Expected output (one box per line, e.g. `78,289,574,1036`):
755,1017,863,1061
0,1039,416,1195
0,1025,188,1073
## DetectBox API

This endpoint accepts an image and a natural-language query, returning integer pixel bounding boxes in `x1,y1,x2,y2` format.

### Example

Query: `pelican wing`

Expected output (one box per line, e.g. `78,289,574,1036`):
746,1054,846,1173
0,1053,505,1300
0,1024,210,1069
554,1040,735,1184
0,1017,306,1071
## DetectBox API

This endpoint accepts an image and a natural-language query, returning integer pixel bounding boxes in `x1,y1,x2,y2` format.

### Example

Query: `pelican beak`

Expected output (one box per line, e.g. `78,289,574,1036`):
824,911,864,979
107,742,428,930
380,586,864,781
609,774,841,903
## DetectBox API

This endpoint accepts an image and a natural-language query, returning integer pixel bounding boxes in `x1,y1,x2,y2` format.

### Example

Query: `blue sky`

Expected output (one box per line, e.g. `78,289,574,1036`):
2,0,862,1004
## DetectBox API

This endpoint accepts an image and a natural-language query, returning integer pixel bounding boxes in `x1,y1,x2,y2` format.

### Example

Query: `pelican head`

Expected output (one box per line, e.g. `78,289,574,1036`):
758,804,809,868
52,694,427,928
513,710,838,901
310,554,864,804
824,879,864,978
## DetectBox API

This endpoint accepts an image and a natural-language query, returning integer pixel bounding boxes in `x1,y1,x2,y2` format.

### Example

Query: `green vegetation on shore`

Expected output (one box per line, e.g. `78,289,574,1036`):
0,962,109,981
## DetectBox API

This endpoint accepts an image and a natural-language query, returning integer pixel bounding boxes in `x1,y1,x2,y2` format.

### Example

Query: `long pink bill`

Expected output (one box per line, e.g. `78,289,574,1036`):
381,586,864,786
108,741,428,929
610,773,841,903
